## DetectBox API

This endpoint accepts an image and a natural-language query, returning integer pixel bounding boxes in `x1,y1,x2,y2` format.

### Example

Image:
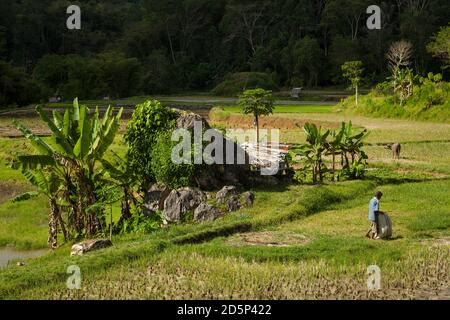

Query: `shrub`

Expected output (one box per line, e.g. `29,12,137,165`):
118,210,162,235
212,72,278,96
124,100,178,190
150,131,197,189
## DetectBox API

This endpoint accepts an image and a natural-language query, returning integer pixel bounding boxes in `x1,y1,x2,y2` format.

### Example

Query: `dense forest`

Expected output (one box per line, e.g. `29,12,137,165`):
0,0,449,106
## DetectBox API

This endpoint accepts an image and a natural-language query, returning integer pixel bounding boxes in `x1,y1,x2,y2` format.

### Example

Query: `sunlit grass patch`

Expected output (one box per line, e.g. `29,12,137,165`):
364,141,450,174
0,195,48,249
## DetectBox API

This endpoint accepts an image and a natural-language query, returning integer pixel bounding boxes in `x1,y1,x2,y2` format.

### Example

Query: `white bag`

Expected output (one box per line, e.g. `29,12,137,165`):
378,213,392,239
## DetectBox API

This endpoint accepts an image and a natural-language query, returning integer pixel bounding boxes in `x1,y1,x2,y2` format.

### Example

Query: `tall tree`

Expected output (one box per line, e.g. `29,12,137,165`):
223,1,272,56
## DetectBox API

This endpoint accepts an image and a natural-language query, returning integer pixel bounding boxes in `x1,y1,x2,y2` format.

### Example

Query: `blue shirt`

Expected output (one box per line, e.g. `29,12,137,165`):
368,197,379,221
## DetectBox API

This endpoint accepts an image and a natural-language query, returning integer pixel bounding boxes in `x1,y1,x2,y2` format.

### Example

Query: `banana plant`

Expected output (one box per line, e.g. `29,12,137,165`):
393,68,416,106
12,98,123,244
100,153,139,225
293,122,330,182
340,121,369,178
327,126,345,181
12,170,67,248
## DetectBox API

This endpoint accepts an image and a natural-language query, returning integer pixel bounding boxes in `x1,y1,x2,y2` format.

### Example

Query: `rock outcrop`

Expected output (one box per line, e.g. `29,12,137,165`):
174,112,252,190
226,195,241,212
216,185,238,204
142,183,256,224
242,191,255,207
142,183,171,217
163,187,206,222
194,202,222,222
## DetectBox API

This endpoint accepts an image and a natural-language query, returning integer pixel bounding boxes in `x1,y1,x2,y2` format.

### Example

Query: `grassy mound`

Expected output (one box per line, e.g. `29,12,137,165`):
338,77,450,122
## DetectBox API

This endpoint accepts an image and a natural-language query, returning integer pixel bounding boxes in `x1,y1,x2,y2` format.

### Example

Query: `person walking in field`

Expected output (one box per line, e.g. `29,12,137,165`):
367,191,384,239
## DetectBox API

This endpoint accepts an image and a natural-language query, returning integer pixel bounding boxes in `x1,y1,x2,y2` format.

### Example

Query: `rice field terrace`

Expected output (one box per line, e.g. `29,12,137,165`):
0,97,448,300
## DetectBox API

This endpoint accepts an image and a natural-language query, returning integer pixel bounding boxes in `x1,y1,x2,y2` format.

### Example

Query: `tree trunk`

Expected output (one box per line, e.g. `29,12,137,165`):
255,114,259,144
166,21,176,64
48,199,58,249
57,210,68,242
312,161,317,183
355,85,358,106
332,151,336,181
318,159,323,182
76,197,85,235
119,188,132,225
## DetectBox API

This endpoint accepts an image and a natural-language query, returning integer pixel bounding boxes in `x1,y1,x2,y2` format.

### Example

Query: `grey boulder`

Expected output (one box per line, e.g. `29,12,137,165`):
142,183,171,216
194,202,222,222
216,185,238,204
163,187,206,222
242,191,255,207
226,195,241,212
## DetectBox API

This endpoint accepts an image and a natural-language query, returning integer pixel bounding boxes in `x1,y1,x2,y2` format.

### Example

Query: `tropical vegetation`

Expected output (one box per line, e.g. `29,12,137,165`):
290,121,368,183
1,1,449,107
11,99,124,247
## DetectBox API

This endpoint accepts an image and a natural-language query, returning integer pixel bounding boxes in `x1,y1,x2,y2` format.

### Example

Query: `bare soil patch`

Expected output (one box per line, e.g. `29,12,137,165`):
431,237,450,246
211,114,340,130
226,231,310,247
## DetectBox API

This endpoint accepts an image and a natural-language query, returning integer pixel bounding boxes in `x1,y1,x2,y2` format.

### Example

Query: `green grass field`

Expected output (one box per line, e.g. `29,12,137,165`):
0,100,449,299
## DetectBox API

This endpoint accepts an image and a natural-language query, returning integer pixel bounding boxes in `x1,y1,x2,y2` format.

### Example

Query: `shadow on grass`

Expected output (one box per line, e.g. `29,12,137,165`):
384,235,404,241
246,179,292,193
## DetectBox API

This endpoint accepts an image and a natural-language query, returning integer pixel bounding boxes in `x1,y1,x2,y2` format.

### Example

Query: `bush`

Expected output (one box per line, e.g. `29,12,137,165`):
118,210,162,235
124,100,178,190
212,72,277,96
34,54,102,100
150,131,197,189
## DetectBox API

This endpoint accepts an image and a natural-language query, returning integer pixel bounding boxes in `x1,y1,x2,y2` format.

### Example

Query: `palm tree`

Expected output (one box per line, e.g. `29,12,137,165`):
100,153,138,225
